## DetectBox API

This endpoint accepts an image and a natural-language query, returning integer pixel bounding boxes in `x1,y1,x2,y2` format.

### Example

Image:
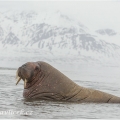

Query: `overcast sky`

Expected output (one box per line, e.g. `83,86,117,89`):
0,1,120,32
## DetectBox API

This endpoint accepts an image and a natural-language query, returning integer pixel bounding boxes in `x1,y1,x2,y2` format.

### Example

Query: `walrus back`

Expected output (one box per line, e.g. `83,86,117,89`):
37,61,120,103
37,61,82,98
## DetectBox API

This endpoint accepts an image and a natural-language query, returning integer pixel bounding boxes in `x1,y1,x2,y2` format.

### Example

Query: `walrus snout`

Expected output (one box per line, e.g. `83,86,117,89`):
16,67,28,88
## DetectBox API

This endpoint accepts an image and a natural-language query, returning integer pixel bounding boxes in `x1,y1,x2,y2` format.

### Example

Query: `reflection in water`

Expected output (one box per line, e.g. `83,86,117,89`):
0,68,120,119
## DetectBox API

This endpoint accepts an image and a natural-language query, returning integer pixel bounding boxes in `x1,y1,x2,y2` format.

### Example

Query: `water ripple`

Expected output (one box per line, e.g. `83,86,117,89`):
0,69,120,119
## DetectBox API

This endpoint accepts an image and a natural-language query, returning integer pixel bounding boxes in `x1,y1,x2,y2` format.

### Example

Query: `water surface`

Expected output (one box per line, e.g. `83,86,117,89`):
0,66,120,119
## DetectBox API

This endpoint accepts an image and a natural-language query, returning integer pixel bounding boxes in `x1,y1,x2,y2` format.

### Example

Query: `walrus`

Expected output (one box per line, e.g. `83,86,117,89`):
16,61,120,103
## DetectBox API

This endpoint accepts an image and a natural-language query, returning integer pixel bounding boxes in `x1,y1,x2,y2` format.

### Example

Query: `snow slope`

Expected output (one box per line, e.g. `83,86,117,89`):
0,10,120,68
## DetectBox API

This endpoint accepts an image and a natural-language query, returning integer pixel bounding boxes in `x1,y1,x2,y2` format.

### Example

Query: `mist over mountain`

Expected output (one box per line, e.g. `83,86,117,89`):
0,10,120,67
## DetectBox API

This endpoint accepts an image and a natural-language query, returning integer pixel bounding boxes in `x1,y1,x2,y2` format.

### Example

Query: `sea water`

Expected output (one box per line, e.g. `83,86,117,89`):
0,64,120,119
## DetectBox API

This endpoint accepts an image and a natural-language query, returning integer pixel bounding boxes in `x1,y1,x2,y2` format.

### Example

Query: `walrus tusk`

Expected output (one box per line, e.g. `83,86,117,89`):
16,77,21,85
24,79,27,88
16,69,19,80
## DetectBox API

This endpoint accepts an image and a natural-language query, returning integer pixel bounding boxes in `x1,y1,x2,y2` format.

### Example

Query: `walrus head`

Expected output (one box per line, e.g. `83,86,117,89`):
16,62,41,89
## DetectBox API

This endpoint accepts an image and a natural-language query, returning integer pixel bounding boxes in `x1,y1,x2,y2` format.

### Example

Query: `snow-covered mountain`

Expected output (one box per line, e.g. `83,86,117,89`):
0,10,120,66
96,29,117,36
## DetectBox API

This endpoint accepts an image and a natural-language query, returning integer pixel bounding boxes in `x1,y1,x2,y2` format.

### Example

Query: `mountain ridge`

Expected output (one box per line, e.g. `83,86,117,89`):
0,10,120,64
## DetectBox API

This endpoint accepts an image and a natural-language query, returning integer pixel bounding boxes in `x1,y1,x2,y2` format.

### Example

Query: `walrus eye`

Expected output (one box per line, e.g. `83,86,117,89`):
35,66,39,71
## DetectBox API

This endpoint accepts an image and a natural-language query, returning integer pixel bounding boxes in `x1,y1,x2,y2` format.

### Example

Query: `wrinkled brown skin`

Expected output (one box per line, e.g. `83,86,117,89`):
17,61,120,103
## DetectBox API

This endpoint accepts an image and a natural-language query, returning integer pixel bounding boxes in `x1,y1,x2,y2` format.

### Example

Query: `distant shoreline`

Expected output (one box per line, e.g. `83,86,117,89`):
0,67,16,70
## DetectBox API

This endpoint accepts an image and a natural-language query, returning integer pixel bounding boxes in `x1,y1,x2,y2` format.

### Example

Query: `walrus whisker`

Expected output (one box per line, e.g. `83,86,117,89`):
16,77,22,85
